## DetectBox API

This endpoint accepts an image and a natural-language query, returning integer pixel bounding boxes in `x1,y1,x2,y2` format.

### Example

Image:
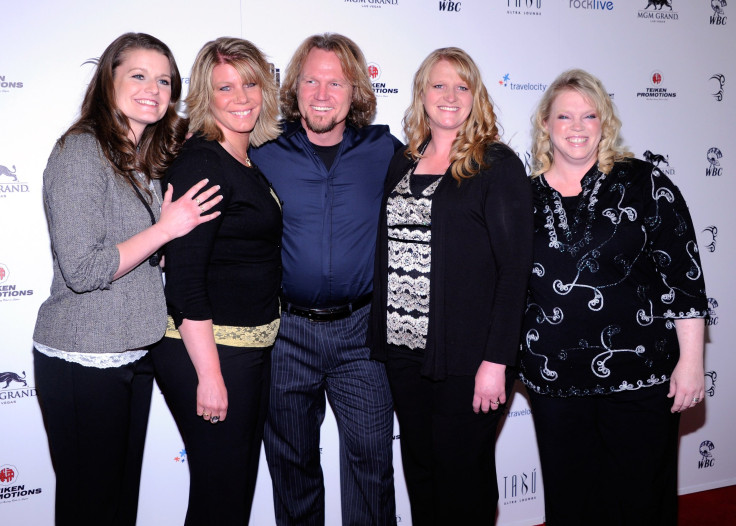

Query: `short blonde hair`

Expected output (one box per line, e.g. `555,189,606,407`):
403,47,501,184
531,69,632,176
280,33,376,128
186,37,279,147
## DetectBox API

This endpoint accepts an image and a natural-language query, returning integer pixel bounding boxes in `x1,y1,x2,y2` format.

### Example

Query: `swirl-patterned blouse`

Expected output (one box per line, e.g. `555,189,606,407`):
519,159,707,397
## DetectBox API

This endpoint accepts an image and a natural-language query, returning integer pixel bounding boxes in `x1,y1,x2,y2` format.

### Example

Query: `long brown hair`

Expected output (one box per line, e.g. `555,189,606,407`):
280,33,376,128
62,32,187,199
403,47,501,184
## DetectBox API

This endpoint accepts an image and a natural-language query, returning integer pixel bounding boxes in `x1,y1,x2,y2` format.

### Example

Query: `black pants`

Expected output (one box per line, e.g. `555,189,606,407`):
34,348,154,526
152,337,270,526
387,361,512,526
528,384,680,526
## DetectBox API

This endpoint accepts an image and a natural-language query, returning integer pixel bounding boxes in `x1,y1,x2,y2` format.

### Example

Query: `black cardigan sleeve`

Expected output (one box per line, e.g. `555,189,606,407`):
479,148,534,366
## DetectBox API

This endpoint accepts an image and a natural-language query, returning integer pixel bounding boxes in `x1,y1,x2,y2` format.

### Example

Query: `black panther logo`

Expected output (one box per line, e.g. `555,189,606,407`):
643,150,669,166
0,370,27,388
645,0,672,9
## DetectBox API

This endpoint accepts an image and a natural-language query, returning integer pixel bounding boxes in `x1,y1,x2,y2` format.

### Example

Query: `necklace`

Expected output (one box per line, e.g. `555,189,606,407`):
223,137,252,167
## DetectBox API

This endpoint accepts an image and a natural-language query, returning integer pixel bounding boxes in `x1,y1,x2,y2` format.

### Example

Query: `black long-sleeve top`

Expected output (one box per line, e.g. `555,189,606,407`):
163,134,282,329
370,143,534,380
519,159,708,397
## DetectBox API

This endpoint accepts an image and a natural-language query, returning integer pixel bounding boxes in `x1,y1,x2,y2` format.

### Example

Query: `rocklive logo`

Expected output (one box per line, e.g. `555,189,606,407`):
438,0,461,11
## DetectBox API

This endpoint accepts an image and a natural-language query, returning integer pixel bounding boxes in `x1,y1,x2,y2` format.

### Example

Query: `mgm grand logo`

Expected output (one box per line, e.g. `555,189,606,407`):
0,370,36,404
0,163,30,195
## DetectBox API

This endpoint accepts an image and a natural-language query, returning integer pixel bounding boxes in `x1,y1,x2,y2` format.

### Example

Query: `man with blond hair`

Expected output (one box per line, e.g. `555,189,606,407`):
251,33,401,526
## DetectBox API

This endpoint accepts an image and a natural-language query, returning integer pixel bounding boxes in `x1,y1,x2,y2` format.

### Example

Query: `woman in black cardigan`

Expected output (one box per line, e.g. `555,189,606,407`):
370,47,533,525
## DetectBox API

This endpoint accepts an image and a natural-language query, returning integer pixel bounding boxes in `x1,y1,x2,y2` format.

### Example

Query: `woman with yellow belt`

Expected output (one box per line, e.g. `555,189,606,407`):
152,37,281,525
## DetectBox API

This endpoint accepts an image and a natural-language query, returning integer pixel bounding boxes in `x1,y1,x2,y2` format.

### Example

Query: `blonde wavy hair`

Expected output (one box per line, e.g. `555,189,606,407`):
186,37,280,147
280,33,376,128
403,47,501,184
530,69,632,177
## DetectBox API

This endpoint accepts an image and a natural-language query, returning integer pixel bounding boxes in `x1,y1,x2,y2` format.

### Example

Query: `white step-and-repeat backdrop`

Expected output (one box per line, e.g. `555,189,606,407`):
1,1,733,524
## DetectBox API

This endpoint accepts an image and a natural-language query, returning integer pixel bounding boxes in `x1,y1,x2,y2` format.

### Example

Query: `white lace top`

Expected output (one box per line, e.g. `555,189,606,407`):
34,342,148,368
386,167,443,351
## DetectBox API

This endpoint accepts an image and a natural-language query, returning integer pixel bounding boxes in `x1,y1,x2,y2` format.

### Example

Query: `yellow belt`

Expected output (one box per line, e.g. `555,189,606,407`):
165,315,280,348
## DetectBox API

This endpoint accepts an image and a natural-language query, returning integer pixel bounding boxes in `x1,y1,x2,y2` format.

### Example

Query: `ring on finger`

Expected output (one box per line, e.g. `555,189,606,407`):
199,204,205,213
195,197,201,205
202,412,210,418
211,416,220,424
692,397,700,403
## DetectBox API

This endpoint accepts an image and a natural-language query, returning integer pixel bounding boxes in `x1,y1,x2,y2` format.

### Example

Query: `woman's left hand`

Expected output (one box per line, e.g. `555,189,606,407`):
668,318,706,413
668,356,705,413
473,361,507,413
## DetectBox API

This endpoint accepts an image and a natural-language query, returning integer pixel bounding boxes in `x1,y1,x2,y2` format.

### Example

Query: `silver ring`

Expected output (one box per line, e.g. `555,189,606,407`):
490,400,499,405
211,416,220,424
692,397,700,403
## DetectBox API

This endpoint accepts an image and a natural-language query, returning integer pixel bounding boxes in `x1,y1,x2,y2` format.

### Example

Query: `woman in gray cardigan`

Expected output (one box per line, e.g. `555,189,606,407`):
32,33,221,526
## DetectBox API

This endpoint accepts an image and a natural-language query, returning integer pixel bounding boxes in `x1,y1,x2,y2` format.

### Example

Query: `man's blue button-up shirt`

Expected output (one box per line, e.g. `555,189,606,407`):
251,120,402,307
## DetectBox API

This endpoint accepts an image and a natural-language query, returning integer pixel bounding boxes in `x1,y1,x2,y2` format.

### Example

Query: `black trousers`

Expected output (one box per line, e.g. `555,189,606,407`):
33,348,154,526
387,360,512,526
528,384,680,526
152,337,270,526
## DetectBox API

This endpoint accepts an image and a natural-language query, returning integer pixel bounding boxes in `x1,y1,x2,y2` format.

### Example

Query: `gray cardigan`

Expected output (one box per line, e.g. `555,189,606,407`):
34,133,167,354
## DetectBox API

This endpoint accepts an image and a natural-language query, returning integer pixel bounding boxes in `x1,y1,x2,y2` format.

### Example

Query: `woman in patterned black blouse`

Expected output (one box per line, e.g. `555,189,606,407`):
371,48,533,524
519,69,708,526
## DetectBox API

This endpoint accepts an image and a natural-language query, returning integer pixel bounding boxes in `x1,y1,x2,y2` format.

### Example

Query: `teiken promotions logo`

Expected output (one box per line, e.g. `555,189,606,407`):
637,71,677,100
0,74,24,93
0,263,35,303
0,465,18,486
0,464,43,503
367,63,399,97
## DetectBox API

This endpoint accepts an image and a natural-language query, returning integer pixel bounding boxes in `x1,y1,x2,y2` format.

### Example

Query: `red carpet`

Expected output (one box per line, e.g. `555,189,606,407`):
678,485,736,525
531,484,736,525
